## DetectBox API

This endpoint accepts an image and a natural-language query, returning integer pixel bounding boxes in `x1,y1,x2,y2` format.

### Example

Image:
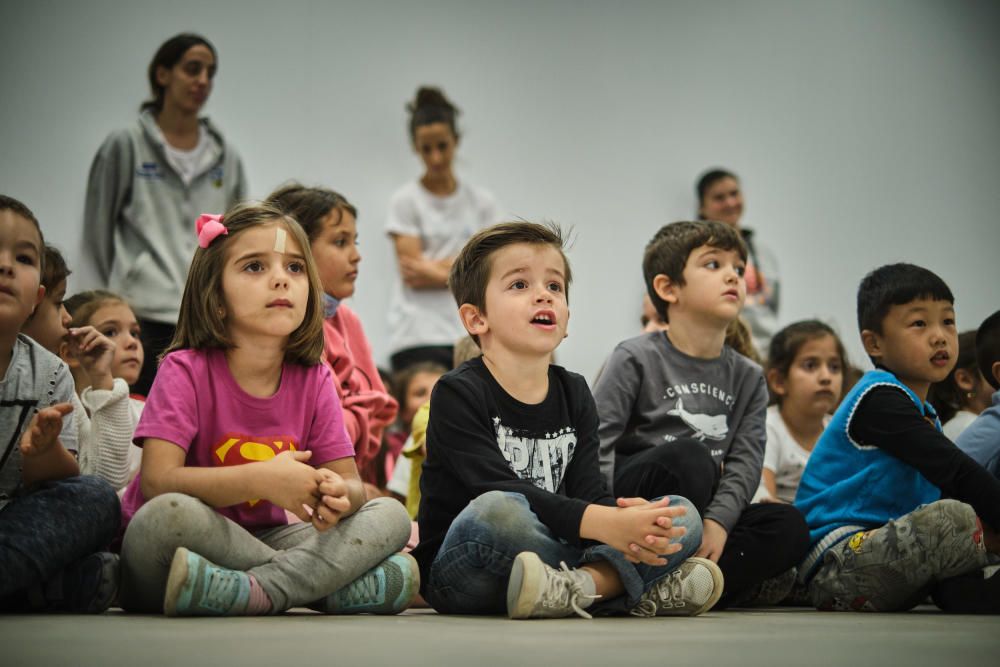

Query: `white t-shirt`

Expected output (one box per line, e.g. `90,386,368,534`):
943,410,978,441
757,405,828,504
155,126,212,186
384,180,499,354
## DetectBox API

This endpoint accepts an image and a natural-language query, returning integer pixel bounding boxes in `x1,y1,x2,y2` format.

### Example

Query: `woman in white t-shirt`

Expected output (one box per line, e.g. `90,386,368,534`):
756,321,847,504
385,87,498,372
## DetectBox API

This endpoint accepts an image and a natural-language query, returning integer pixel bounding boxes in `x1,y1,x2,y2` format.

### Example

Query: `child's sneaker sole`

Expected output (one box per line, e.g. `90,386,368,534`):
507,552,546,619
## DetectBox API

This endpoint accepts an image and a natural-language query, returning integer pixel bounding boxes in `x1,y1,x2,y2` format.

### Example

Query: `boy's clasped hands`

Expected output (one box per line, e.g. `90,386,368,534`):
583,496,689,566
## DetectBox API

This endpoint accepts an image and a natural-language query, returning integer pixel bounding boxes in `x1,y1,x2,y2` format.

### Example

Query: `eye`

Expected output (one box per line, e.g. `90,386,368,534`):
131,327,142,339
735,265,746,277
437,143,449,151
829,361,843,374
705,260,719,269
801,358,818,371
943,317,956,327
16,253,37,266
101,327,118,338
548,281,564,293
910,319,926,328
243,260,264,273
287,261,305,274
510,279,528,290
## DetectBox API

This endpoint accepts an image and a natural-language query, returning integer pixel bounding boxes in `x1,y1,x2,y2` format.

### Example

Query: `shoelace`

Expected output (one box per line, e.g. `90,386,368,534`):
631,569,685,618
203,568,245,612
542,562,600,620
340,570,383,607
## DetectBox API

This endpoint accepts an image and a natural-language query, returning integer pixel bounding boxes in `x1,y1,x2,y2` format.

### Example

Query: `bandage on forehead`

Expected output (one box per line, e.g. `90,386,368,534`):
273,227,287,253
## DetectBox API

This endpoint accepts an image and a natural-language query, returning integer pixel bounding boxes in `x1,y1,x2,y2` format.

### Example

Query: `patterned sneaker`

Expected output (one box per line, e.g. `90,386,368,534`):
507,552,600,619
324,553,419,615
163,548,251,617
630,557,724,617
42,551,120,613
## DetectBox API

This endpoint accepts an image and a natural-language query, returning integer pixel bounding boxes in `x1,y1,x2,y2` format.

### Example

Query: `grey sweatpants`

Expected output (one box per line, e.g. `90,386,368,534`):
809,499,990,612
119,493,410,613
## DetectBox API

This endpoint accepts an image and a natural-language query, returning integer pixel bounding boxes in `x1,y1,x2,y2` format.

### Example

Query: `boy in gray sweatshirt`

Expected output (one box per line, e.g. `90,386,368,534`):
594,221,809,608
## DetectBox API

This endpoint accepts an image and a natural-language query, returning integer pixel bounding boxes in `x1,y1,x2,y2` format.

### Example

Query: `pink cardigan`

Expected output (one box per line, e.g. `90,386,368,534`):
322,305,398,476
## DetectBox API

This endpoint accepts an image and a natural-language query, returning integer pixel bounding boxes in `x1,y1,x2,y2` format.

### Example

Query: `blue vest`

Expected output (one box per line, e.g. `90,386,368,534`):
795,369,942,548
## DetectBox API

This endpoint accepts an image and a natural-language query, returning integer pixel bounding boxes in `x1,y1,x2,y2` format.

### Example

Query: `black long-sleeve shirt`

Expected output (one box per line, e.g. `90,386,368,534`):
412,358,614,589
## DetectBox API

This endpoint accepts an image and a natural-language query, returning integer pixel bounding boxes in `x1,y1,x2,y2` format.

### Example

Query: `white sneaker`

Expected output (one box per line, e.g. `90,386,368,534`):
630,557,724,617
507,552,600,619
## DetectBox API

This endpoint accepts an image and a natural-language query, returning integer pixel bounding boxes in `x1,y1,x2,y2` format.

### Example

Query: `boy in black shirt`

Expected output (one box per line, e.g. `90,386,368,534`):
413,222,723,618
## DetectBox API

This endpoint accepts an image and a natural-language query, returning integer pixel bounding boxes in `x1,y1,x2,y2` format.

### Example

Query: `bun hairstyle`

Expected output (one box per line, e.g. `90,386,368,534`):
407,86,460,141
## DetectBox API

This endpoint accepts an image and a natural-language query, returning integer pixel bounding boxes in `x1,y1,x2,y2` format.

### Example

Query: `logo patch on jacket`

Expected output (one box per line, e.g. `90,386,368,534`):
135,162,163,180
210,166,224,188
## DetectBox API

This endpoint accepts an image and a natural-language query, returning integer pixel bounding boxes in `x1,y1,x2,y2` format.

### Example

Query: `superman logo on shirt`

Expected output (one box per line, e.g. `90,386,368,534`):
211,433,299,507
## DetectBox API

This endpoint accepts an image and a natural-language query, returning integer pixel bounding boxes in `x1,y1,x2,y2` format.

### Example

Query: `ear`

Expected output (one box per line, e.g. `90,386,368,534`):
766,367,786,397
953,368,976,393
992,361,1000,388
653,274,678,305
458,303,488,338
156,65,170,87
861,329,883,361
30,284,45,314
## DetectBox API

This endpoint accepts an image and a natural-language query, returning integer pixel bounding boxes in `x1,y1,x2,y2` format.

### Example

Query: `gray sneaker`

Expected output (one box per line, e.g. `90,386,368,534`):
507,552,600,619
630,557,724,617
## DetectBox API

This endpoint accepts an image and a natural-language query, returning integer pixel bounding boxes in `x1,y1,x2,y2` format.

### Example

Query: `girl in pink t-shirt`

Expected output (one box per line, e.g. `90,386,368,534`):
266,184,398,493
118,203,414,617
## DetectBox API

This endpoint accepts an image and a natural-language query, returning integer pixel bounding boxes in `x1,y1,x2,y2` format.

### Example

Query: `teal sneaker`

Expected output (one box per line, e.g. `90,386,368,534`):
163,547,251,617
324,553,419,615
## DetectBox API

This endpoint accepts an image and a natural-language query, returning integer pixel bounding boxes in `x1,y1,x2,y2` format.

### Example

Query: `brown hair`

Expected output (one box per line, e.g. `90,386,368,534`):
449,222,571,346
766,319,848,406
929,330,980,421
643,220,747,323
266,183,358,242
164,202,325,365
64,290,126,330
407,86,460,141
142,33,217,113
0,194,44,275
41,245,70,293
725,318,761,365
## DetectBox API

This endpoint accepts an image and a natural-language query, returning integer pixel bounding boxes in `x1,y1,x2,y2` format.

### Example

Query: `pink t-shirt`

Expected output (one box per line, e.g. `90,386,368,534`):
120,348,354,531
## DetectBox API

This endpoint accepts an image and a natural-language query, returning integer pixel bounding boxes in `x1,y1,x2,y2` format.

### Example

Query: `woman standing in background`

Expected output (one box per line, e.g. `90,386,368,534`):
384,86,499,372
84,33,247,395
697,168,780,354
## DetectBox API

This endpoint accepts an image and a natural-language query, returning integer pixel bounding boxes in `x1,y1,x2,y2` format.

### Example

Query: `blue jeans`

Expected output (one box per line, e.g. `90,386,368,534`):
0,475,120,609
424,491,703,615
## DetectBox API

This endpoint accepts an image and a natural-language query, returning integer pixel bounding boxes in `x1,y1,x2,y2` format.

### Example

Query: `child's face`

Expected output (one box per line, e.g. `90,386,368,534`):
699,177,744,228
311,208,360,300
21,278,70,354
465,243,569,358
773,334,844,418
0,210,44,336
413,122,457,177
157,44,215,114
402,370,443,427
90,301,144,385
221,222,310,344
659,245,746,327
862,298,958,398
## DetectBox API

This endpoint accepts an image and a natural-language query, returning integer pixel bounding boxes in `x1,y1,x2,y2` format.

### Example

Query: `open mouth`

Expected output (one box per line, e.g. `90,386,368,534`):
931,350,950,366
531,311,557,328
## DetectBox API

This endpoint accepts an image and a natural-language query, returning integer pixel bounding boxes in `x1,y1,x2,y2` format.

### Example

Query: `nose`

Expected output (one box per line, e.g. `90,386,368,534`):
350,244,361,265
272,267,290,290
534,285,553,303
123,330,139,350
817,365,832,384
59,305,71,327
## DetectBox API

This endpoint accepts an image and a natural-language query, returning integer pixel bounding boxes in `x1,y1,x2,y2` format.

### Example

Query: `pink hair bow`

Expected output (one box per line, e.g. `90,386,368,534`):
196,213,228,248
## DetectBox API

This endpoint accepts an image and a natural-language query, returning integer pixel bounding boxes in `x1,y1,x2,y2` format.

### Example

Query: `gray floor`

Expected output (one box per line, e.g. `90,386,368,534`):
3,607,999,667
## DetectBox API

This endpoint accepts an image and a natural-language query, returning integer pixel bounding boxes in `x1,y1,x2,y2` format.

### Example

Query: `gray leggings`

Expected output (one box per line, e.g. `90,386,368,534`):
809,499,990,612
119,493,410,613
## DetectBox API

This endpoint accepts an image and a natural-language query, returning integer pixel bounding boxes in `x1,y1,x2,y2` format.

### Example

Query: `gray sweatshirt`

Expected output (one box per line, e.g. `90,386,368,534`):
594,331,768,532
83,111,247,323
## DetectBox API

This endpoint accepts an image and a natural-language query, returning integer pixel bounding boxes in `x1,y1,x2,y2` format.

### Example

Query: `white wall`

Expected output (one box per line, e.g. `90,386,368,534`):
2,0,997,381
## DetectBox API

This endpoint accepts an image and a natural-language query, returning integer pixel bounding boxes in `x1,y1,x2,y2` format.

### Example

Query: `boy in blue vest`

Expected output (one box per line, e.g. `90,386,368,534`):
796,263,1000,613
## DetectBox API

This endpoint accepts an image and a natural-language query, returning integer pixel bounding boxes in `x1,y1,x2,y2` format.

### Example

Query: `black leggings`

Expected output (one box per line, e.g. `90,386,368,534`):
614,439,810,608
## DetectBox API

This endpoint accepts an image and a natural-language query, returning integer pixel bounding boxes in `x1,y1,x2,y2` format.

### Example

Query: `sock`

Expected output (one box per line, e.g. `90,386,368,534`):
245,575,273,615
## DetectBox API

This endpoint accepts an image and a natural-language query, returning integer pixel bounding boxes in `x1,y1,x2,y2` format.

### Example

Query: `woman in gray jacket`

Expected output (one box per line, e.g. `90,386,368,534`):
84,33,246,395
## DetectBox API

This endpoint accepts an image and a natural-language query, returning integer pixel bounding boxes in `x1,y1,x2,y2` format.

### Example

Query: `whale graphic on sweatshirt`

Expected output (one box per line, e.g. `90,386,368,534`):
667,398,728,441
